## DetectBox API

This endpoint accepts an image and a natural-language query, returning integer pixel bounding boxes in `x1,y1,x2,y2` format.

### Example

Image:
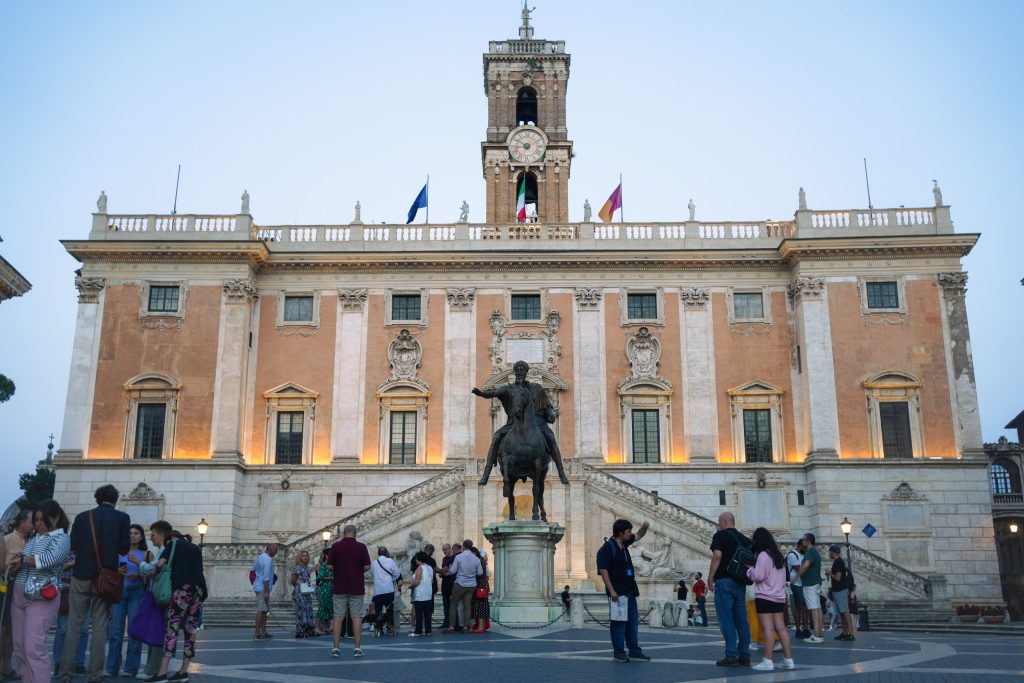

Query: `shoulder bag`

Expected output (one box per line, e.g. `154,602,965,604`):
89,511,124,603
152,540,177,606
724,529,755,586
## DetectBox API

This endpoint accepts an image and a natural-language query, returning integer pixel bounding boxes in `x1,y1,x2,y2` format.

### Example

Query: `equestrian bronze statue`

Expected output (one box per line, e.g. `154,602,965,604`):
472,360,569,521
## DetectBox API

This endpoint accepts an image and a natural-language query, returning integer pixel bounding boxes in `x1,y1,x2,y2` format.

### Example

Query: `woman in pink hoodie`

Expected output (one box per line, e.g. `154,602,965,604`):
745,527,794,671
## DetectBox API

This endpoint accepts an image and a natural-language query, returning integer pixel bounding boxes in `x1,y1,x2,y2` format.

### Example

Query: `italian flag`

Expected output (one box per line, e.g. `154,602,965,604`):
516,176,527,223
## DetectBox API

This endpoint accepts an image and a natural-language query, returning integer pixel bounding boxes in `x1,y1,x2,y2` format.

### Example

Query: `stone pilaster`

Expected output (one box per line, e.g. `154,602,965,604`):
210,280,257,462
679,288,718,462
443,288,476,462
573,288,607,462
58,277,106,460
788,276,841,460
937,273,983,458
331,289,368,463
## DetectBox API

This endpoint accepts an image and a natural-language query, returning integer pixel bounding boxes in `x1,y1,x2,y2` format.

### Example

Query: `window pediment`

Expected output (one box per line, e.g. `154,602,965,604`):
264,382,319,400
728,380,783,397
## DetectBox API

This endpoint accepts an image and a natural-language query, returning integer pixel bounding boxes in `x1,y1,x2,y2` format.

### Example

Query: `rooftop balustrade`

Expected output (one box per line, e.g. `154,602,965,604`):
88,205,952,251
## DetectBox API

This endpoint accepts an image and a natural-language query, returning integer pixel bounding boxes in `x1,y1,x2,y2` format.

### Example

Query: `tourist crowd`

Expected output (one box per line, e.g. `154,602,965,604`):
0,485,207,683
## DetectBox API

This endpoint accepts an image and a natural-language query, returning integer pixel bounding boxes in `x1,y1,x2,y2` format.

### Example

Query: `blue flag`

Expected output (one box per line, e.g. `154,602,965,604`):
406,182,428,224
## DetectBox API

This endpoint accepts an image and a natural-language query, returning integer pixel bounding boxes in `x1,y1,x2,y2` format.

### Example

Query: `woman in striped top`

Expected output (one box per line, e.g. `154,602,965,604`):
8,499,70,683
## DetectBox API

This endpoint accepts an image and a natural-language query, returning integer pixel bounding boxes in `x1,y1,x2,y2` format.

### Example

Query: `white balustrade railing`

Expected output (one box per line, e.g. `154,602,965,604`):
810,208,935,229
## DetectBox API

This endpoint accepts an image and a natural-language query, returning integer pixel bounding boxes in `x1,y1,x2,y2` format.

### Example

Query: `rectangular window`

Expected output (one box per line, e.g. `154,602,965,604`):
630,409,660,463
733,292,764,320
134,404,165,459
147,285,180,313
283,295,314,322
275,412,304,465
879,401,913,459
510,294,542,321
742,409,773,463
391,294,422,321
866,281,899,309
389,411,417,464
627,293,657,320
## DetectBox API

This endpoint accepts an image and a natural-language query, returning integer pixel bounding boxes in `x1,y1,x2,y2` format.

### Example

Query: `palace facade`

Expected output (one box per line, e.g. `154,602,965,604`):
54,13,1001,613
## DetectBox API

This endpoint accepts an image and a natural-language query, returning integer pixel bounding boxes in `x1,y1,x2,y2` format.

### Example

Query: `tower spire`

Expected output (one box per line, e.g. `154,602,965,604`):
519,1,535,40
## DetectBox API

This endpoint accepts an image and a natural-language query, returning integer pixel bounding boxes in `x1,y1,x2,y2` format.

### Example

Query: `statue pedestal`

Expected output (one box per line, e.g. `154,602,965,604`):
482,520,565,626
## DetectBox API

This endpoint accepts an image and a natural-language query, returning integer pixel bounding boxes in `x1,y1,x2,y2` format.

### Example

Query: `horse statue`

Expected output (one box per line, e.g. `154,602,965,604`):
473,360,563,521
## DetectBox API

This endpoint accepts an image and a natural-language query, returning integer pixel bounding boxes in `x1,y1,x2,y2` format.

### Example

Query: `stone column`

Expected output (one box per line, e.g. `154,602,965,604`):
443,288,476,462
58,277,106,460
211,280,257,461
788,276,841,460
680,288,718,461
937,273,983,458
331,289,368,463
573,288,607,462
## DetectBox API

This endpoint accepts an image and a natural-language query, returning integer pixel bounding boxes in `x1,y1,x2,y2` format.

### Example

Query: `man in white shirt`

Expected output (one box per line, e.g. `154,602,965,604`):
787,538,808,639
252,544,278,640
369,547,402,634
444,540,482,632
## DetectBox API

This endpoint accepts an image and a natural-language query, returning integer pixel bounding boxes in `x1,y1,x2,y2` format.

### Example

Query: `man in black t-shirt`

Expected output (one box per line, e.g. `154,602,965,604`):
707,511,751,667
596,519,652,663
560,586,572,612
828,545,854,641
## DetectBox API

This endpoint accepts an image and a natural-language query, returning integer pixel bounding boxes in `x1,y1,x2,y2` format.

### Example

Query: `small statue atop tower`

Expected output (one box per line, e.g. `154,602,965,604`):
519,1,535,40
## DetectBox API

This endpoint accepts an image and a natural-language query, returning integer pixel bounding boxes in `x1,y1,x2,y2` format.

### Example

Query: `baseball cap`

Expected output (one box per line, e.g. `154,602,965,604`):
828,544,841,553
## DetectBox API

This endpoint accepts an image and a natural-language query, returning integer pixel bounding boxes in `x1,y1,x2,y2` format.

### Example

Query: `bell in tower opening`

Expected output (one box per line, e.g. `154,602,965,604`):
482,6,573,224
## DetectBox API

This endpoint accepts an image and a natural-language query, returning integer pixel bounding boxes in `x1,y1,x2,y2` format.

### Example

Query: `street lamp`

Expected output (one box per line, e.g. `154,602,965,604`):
1011,523,1019,534
196,518,208,547
321,529,332,550
840,517,853,569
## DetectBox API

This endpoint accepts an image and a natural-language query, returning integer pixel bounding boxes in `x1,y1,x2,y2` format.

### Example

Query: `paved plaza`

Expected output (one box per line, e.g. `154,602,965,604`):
131,624,1024,683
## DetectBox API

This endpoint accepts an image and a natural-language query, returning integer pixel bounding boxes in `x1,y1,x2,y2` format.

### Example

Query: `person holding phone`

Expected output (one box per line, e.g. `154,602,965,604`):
596,519,652,664
104,524,152,678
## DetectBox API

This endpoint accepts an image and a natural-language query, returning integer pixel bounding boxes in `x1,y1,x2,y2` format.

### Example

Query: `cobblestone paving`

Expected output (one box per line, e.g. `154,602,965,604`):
141,625,1024,683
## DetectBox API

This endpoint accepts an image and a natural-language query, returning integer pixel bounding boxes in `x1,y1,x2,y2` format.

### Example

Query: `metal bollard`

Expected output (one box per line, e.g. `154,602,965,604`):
858,604,870,631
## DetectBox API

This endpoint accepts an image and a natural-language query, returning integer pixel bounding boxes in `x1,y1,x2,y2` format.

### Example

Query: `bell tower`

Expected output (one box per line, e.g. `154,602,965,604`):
482,4,572,224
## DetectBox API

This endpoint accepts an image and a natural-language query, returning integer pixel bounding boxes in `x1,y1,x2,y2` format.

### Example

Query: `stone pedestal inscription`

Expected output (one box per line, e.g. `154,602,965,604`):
483,520,565,625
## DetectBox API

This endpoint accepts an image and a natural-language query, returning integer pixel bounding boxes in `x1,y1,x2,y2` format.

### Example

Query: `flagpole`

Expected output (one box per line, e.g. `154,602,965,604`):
426,175,429,224
619,173,623,223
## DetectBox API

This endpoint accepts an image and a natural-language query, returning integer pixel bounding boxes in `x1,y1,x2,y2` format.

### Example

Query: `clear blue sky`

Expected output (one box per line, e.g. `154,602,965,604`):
1,1,1022,507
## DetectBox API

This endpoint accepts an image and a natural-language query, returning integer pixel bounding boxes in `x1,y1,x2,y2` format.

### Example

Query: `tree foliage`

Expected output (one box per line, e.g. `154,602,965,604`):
17,465,55,509
0,374,14,403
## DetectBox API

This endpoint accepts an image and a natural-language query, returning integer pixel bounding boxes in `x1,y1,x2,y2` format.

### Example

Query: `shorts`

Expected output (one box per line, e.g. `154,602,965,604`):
333,593,365,618
831,589,850,614
255,591,270,612
802,583,822,610
755,598,785,614
790,585,804,610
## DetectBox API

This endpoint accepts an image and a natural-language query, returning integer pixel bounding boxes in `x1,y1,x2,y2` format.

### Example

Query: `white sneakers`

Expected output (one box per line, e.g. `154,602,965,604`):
753,658,796,672
804,635,824,643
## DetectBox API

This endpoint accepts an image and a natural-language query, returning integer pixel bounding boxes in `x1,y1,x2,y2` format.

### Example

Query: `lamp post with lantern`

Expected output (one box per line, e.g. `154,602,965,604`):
196,518,209,548
840,517,853,571
322,529,332,551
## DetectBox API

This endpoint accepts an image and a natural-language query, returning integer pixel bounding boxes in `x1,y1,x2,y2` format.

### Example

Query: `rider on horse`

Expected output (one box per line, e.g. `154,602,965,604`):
473,360,570,487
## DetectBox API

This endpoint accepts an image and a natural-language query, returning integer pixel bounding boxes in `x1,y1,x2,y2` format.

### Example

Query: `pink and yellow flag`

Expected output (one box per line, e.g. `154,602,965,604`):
598,183,622,223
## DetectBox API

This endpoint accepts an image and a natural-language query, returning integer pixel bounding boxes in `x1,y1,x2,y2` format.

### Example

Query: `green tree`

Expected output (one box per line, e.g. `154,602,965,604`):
17,465,55,509
0,374,14,403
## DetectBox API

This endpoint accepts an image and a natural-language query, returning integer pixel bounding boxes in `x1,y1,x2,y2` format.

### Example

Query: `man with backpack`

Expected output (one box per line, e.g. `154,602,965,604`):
707,511,752,667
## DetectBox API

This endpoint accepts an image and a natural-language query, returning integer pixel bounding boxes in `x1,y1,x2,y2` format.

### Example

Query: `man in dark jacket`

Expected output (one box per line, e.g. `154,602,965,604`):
59,484,130,683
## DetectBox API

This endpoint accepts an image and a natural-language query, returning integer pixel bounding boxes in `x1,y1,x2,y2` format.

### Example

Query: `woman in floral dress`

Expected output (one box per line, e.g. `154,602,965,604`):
469,546,491,632
314,549,334,635
290,550,316,637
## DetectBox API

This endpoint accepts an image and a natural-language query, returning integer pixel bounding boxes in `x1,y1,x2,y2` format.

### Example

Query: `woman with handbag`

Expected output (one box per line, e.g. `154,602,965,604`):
408,552,434,636
149,523,207,683
9,500,70,683
104,524,153,678
468,546,490,633
290,551,316,638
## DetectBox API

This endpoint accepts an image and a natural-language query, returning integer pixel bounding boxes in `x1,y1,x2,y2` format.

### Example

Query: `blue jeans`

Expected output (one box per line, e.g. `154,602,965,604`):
713,578,750,659
609,594,644,657
53,610,89,668
105,581,144,675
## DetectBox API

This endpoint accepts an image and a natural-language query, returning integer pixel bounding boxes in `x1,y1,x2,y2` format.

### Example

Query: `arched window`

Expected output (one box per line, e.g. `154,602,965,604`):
863,371,924,459
516,87,538,126
376,380,430,465
264,383,319,465
991,459,1022,495
123,374,181,460
728,380,785,463
516,171,539,222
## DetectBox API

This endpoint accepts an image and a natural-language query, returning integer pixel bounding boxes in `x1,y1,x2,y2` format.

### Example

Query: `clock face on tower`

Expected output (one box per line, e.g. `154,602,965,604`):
507,127,547,164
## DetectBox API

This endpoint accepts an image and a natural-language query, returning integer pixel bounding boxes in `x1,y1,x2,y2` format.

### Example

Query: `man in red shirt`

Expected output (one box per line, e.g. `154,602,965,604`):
692,572,708,626
327,525,371,658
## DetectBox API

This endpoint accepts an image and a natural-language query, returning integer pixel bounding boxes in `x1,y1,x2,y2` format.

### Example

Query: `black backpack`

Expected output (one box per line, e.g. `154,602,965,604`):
724,529,755,586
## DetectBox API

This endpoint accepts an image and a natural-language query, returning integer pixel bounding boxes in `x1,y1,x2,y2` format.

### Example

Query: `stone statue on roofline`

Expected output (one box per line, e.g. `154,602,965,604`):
583,199,592,222
932,180,943,207
458,200,469,223
96,191,108,214
687,199,696,221
240,190,250,214
798,186,807,210
353,201,363,224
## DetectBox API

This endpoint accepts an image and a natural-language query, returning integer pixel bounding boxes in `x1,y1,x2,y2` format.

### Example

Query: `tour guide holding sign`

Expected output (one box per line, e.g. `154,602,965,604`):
596,519,652,663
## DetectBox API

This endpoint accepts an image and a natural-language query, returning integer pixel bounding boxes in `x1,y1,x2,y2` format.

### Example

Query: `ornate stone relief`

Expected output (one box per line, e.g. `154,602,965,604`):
445,288,475,311
388,329,425,386
625,327,662,380
863,313,906,328
573,287,602,310
337,288,368,312
278,326,317,337
680,287,710,309
787,276,825,305
937,272,968,299
729,323,770,337
488,309,563,374
488,310,506,370
884,481,927,501
125,482,161,501
75,277,105,304
141,318,182,330
223,279,257,304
